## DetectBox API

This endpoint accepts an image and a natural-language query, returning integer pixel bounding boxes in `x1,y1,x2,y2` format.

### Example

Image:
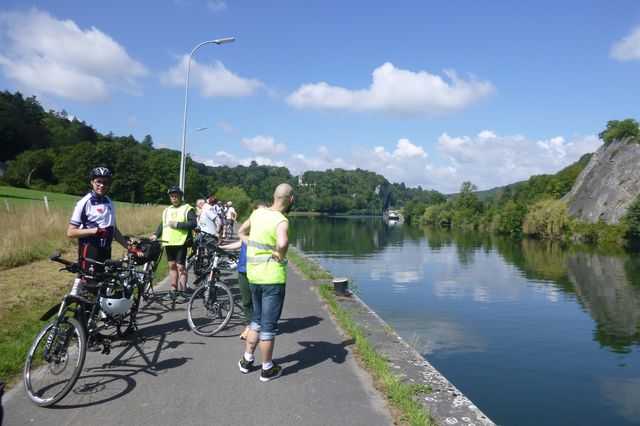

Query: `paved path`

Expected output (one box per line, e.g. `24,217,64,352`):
3,266,393,426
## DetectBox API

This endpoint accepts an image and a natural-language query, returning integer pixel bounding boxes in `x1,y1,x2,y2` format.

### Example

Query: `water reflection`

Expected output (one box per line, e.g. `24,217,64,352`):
290,216,640,352
290,216,640,425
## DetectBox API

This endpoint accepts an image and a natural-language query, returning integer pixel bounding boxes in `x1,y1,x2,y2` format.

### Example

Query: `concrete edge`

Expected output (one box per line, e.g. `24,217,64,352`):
331,291,496,426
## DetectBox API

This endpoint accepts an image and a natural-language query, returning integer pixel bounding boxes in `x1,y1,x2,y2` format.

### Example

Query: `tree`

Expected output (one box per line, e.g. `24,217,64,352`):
598,119,640,146
4,148,54,188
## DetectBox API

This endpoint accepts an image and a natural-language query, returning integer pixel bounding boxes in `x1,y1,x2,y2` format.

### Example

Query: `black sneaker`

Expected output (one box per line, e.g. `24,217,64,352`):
238,357,254,373
260,364,282,382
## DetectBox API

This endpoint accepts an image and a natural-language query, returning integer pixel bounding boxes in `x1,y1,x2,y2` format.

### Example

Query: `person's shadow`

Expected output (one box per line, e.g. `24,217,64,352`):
276,315,322,334
277,339,353,376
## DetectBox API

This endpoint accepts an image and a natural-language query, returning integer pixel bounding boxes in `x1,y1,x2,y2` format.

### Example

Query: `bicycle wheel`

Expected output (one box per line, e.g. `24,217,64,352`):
24,316,86,406
187,280,234,336
142,261,155,298
116,285,142,338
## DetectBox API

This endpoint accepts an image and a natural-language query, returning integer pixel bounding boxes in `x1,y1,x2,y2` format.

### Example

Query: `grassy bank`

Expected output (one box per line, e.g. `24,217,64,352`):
288,247,433,426
0,194,165,385
0,186,164,269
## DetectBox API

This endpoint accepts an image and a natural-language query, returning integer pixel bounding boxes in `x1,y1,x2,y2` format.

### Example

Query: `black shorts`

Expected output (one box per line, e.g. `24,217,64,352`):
164,245,189,265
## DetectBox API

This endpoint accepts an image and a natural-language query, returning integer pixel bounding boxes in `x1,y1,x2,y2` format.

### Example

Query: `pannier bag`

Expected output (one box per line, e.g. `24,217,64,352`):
134,241,163,265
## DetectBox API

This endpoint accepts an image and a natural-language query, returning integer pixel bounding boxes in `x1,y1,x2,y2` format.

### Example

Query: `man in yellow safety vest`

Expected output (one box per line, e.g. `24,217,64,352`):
151,186,197,301
237,183,294,382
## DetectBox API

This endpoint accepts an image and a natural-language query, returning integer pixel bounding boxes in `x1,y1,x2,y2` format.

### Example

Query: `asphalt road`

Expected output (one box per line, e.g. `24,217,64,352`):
3,264,393,426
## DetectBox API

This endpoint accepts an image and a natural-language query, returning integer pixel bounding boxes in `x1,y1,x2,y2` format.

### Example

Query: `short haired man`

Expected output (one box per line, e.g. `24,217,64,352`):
151,186,197,301
237,183,294,381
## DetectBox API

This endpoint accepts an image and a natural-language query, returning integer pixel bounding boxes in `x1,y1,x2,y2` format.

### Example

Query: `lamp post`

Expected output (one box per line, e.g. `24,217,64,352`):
178,37,235,194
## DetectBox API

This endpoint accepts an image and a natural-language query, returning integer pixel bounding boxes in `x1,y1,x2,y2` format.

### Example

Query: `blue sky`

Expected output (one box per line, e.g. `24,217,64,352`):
1,1,639,193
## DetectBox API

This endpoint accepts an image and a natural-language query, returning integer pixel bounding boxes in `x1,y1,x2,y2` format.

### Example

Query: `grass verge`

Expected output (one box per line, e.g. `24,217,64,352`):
288,250,433,426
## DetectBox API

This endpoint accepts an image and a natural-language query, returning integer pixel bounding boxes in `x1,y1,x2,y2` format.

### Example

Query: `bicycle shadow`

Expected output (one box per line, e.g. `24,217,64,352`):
276,339,354,376
50,301,202,409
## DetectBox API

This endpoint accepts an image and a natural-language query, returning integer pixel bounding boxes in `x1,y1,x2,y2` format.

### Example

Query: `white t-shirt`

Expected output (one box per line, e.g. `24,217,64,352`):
226,206,236,220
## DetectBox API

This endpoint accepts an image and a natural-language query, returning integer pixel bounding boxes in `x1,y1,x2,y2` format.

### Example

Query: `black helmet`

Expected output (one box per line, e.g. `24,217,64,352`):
89,167,113,180
167,186,183,195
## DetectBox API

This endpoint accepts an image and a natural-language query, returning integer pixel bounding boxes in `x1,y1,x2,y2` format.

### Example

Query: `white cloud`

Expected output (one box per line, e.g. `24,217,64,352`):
160,57,263,98
217,121,235,134
0,8,147,102
195,131,599,194
195,151,284,168
207,1,228,12
286,62,495,117
611,26,640,61
241,135,286,155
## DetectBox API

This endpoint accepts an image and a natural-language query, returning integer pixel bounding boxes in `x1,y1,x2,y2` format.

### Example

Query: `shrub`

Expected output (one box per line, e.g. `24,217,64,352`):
598,118,640,146
523,199,572,238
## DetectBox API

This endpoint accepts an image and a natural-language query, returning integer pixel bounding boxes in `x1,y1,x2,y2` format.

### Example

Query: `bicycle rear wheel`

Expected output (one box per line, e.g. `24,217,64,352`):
24,317,86,406
187,280,233,336
116,284,143,338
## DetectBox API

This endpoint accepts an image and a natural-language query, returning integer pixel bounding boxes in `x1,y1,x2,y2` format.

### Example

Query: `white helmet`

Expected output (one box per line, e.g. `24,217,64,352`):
100,295,133,315
226,201,232,205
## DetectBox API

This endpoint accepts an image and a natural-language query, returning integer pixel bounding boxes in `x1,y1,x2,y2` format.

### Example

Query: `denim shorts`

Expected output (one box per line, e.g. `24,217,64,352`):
249,283,286,341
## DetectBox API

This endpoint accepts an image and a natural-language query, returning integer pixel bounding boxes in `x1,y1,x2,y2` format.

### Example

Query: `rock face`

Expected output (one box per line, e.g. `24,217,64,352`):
563,137,640,224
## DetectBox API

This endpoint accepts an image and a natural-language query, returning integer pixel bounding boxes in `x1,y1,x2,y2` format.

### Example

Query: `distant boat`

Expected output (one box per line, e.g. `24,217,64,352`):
387,210,400,221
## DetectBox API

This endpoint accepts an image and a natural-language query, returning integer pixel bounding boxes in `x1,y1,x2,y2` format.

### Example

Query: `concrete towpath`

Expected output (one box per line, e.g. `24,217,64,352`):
3,263,394,426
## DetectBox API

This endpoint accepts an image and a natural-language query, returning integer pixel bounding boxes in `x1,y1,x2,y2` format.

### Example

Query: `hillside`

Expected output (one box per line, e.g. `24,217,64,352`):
563,136,640,224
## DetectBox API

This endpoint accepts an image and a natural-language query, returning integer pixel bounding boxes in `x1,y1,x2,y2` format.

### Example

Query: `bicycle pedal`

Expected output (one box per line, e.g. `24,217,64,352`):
101,346,111,355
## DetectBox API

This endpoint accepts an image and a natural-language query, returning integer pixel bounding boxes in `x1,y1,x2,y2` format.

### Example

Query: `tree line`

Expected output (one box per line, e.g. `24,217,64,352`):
1,90,428,216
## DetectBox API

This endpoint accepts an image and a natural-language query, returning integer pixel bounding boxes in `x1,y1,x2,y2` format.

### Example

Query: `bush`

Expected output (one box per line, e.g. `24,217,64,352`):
598,118,640,146
523,199,572,238
623,195,640,240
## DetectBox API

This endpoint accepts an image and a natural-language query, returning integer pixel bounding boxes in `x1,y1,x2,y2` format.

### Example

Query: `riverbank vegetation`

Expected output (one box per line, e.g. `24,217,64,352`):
402,119,640,248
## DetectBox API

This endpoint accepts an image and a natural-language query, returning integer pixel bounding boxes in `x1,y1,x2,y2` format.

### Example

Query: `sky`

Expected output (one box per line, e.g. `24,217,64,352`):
1,1,639,193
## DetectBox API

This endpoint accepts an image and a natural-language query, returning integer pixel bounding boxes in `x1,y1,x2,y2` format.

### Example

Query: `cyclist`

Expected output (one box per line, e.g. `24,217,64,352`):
150,186,197,301
67,167,129,273
225,201,237,237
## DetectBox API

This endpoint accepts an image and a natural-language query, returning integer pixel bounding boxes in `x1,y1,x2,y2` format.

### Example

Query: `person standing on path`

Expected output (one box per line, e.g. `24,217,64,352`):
237,183,294,382
219,200,267,340
67,167,129,275
150,186,197,301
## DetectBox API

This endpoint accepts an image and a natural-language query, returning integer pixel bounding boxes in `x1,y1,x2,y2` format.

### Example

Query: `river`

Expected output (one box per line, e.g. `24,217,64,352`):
288,216,640,426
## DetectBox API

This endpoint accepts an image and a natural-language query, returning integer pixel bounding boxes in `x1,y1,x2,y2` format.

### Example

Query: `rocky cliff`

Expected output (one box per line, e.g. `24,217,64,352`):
563,137,640,224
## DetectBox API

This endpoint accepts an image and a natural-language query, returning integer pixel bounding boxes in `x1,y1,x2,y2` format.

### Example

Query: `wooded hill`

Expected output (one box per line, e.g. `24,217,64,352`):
0,90,428,214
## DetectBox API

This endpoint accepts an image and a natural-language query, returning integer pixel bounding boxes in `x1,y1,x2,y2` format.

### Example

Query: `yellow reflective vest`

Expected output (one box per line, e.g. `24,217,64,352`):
161,203,193,246
246,208,288,284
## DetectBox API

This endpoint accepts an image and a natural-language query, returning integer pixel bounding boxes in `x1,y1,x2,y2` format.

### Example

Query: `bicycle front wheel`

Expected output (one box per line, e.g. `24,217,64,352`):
187,281,233,336
24,317,86,406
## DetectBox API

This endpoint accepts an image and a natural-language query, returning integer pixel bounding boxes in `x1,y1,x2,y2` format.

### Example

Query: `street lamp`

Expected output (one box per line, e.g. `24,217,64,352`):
178,37,235,194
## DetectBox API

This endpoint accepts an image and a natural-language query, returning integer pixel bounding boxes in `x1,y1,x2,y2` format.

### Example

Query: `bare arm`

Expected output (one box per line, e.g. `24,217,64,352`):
273,220,289,261
237,219,251,245
67,224,98,239
113,226,129,249
219,239,242,250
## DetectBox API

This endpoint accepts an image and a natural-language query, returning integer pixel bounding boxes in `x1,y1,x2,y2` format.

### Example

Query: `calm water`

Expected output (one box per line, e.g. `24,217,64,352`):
289,216,640,426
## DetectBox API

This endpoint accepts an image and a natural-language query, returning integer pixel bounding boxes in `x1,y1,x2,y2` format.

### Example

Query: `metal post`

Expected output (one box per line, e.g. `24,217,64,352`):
179,37,235,196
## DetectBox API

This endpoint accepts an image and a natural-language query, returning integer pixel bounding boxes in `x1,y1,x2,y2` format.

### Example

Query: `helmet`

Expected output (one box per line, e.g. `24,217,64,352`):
100,295,133,315
167,186,183,195
89,167,113,180
226,201,233,206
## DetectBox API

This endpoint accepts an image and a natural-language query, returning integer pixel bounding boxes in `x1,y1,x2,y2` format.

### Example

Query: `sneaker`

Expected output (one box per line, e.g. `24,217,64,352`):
169,290,178,300
179,291,190,301
260,364,282,382
238,357,254,374
239,325,250,340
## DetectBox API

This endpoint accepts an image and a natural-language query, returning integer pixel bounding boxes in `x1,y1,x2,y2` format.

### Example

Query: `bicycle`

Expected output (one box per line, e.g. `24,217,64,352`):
126,237,164,301
185,228,218,288
186,247,237,336
23,253,143,406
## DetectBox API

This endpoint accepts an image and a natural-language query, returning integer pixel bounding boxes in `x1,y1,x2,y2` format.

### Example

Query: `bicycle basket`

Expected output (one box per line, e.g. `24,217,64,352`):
134,241,163,264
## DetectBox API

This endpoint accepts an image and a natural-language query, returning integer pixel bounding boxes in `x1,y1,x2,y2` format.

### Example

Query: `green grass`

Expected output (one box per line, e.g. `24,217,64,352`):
0,185,81,210
288,251,432,426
